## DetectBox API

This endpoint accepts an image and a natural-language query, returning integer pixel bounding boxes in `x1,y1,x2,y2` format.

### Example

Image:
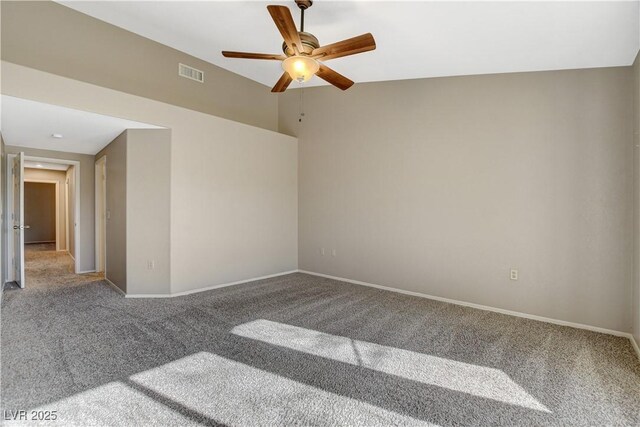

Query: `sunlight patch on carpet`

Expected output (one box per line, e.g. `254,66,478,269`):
232,319,551,413
129,352,434,426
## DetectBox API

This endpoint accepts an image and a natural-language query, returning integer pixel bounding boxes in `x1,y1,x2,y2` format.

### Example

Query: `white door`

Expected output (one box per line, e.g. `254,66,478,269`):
12,152,26,288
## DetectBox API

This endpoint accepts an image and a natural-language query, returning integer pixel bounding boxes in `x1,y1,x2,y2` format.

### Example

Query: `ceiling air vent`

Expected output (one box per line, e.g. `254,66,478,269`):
178,63,204,83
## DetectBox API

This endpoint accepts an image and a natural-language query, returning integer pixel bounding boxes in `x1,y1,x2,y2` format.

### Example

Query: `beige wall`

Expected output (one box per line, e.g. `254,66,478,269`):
96,129,171,295
1,62,298,295
280,67,634,333
0,0,277,132
24,181,55,243
66,166,76,258
126,129,171,295
633,51,640,346
96,132,127,292
0,134,4,284
24,168,67,249
4,145,94,272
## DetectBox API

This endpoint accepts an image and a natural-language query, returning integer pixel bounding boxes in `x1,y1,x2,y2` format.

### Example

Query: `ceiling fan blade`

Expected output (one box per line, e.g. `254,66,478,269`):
267,5,303,55
222,51,286,60
312,33,376,61
272,72,293,93
315,63,354,91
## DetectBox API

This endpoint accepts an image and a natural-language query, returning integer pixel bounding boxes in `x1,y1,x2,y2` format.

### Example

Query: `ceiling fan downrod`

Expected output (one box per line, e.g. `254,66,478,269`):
295,0,312,32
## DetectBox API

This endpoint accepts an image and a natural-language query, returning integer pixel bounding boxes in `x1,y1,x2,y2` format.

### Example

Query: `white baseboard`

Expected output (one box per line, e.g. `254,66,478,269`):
124,270,299,299
104,265,640,362
631,335,640,361
68,252,76,261
104,277,125,296
298,270,634,340
77,270,96,274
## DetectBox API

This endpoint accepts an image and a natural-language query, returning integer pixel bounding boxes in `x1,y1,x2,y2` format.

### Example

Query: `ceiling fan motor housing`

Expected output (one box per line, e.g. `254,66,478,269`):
295,0,313,10
282,31,319,56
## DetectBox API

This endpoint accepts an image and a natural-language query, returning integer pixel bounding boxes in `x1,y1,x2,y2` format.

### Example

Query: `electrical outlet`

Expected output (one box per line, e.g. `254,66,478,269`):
147,260,155,270
510,269,518,280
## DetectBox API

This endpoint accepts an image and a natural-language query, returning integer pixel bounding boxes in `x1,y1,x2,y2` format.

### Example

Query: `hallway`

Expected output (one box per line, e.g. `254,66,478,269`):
22,243,103,290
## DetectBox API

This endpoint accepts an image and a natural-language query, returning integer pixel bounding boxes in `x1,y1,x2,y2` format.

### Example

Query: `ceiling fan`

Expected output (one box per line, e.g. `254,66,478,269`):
222,0,376,92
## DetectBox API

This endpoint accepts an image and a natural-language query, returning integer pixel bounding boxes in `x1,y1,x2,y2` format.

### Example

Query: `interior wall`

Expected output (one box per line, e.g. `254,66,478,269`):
96,132,127,292
1,134,5,284
1,62,299,295
168,107,297,294
95,128,171,295
24,168,67,249
66,165,76,259
24,182,55,243
279,66,634,333
633,51,640,347
125,129,171,295
4,145,94,272
0,0,277,132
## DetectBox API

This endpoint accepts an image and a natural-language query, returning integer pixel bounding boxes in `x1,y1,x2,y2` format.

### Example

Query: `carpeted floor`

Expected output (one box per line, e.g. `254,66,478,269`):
22,243,104,290
1,245,639,426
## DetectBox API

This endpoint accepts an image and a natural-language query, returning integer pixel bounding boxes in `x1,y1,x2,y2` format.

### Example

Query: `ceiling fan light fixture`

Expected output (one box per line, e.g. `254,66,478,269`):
222,4,375,92
282,55,319,83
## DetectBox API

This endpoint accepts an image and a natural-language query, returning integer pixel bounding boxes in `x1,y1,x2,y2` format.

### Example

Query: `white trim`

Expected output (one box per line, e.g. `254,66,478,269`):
631,335,640,361
26,156,80,274
8,155,82,275
65,178,69,259
24,179,59,251
77,270,96,274
94,156,106,273
98,265,640,362
104,277,125,296
298,270,634,339
125,270,298,298
67,251,76,261
5,154,15,283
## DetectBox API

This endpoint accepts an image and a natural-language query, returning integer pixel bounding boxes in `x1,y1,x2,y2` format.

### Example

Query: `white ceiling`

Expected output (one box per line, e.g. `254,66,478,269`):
24,161,69,171
1,96,164,155
58,1,639,88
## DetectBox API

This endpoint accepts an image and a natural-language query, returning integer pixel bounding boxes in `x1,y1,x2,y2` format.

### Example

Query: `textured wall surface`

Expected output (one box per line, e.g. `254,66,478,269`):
280,67,633,332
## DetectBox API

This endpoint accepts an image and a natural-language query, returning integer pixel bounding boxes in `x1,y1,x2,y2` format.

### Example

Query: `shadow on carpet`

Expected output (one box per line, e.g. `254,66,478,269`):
2,271,639,426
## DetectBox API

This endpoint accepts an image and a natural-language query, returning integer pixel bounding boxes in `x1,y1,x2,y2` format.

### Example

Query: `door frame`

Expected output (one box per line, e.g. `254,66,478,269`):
6,154,81,279
65,178,70,256
94,156,106,273
23,179,60,251
11,153,25,287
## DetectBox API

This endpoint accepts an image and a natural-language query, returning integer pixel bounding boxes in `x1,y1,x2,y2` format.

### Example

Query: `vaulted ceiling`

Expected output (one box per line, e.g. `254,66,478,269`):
59,1,638,88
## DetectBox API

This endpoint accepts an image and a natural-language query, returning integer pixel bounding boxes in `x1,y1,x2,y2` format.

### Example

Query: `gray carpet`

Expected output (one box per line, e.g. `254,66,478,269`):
1,246,639,426
23,242,56,252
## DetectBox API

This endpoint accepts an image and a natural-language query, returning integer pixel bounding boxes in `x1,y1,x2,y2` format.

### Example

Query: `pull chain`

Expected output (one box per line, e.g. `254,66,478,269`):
299,87,305,123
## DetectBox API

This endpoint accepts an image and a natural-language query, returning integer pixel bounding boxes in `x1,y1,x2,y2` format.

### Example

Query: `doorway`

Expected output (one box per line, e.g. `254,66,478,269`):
24,180,58,249
6,154,82,287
